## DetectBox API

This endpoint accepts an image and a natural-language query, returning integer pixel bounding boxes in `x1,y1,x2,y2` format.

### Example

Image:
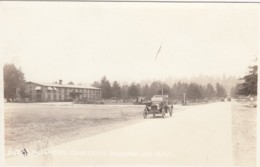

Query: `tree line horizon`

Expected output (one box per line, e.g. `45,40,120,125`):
91,76,227,101
3,63,257,102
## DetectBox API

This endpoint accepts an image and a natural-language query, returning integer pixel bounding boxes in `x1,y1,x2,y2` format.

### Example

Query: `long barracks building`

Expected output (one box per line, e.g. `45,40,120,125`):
23,80,101,102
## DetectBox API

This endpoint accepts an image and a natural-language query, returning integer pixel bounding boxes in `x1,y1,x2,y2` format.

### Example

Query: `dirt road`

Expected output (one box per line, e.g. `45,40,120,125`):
6,102,238,166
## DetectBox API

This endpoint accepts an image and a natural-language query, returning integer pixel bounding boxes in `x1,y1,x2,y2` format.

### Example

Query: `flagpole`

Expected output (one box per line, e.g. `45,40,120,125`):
154,43,164,95
161,46,164,95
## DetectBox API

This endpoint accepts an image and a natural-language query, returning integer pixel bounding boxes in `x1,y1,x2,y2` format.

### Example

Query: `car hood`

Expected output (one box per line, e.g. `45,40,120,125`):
151,103,160,107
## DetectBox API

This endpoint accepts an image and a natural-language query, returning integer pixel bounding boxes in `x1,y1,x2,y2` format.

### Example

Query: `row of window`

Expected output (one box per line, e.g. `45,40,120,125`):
29,87,100,94
54,88,100,94
46,91,100,95
46,94,100,100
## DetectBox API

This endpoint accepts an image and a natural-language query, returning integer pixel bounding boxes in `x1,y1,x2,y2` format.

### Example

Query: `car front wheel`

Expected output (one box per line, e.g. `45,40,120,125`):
162,108,166,119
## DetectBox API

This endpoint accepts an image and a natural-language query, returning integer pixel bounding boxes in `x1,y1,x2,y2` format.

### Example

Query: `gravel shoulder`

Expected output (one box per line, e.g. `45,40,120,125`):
232,101,257,167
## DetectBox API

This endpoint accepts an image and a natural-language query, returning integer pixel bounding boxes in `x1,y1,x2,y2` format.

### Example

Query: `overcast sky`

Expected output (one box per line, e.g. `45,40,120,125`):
1,2,259,85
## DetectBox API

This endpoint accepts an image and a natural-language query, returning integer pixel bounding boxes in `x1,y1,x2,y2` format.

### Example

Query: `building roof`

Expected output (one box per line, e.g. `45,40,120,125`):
26,81,100,90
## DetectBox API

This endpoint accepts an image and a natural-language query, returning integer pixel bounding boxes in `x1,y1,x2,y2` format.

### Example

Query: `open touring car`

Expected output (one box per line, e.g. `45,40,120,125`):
143,95,173,119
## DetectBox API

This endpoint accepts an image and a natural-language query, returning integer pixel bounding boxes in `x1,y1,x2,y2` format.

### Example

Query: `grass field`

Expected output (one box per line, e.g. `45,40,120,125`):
4,103,144,157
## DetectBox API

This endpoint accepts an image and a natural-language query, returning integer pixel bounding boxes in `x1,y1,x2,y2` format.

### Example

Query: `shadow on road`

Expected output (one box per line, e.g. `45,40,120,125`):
146,115,172,119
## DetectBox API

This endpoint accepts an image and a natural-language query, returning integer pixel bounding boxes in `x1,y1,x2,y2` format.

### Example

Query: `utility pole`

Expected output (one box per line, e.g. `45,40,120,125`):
162,84,164,95
161,43,164,95
183,93,186,105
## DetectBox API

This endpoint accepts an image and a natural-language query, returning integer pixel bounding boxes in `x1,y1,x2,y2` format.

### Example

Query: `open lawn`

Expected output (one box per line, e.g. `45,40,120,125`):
4,103,144,157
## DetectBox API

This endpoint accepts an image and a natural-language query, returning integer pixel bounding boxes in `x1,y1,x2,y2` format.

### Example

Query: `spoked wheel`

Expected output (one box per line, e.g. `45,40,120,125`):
170,106,173,117
153,112,156,118
143,108,148,119
162,108,166,119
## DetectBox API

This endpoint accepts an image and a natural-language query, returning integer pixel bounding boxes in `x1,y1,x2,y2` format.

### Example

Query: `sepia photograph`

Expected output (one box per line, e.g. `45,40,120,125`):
0,1,259,166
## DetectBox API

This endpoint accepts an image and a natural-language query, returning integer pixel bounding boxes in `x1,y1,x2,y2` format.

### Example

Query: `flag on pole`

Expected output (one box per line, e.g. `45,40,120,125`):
154,43,162,61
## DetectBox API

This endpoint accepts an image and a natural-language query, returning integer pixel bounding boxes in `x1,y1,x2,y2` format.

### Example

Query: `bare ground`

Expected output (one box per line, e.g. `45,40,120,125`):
232,101,257,167
4,103,144,158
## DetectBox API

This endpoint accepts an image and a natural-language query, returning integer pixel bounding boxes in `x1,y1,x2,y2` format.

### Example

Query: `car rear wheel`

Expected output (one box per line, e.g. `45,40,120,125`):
170,106,173,117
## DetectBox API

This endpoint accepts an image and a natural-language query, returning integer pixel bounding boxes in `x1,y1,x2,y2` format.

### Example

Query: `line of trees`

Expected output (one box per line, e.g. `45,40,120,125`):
5,63,256,103
92,76,227,101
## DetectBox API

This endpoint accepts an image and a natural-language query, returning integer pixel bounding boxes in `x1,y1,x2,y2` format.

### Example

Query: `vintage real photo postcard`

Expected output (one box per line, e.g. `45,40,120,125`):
1,0,259,166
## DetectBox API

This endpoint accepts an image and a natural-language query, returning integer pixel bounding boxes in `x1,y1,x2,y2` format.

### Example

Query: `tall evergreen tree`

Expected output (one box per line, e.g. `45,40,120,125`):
237,65,257,96
141,84,150,98
149,81,161,97
205,83,216,99
4,64,26,101
187,83,202,100
128,83,140,98
216,83,227,97
121,84,129,100
100,76,112,99
230,85,240,98
159,83,171,95
171,82,189,100
198,85,206,99
111,81,121,98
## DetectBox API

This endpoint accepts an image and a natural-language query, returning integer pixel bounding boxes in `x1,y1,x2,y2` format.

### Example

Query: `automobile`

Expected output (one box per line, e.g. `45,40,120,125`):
220,97,225,102
143,95,173,119
227,97,231,102
134,96,146,105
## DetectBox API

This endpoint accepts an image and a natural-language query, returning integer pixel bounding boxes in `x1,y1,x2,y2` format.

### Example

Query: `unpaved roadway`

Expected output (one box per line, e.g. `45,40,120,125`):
6,102,235,166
